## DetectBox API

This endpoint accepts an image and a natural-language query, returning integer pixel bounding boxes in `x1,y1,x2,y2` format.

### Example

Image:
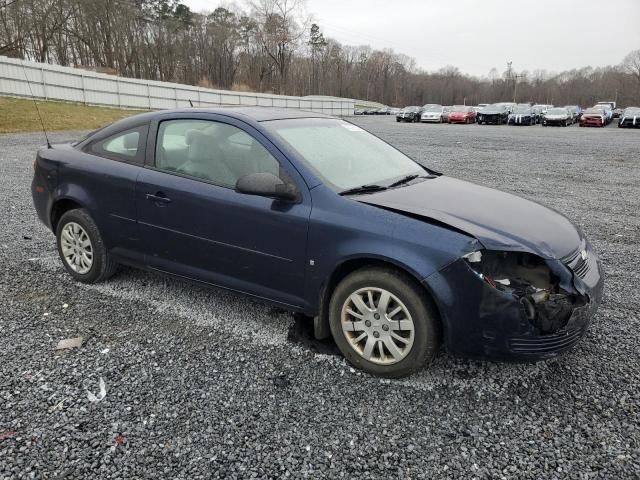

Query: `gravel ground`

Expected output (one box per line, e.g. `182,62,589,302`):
1,119,639,479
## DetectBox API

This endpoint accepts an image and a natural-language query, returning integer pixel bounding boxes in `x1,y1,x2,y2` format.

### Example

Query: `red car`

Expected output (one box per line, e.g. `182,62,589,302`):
580,108,606,127
448,106,477,124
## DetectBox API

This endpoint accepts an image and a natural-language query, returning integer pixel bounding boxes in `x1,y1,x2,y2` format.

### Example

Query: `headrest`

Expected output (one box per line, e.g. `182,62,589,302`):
123,132,139,149
185,129,205,146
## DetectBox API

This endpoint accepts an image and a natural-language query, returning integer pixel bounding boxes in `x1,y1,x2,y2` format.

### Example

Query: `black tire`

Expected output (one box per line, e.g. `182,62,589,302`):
328,267,440,378
396,118,400,122
56,208,117,283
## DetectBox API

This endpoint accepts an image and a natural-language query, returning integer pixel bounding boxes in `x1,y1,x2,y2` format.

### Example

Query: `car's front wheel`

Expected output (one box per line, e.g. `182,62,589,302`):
329,267,440,377
56,208,117,283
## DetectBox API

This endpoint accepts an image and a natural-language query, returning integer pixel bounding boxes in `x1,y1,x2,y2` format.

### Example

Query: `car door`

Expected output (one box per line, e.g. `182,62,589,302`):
136,114,312,308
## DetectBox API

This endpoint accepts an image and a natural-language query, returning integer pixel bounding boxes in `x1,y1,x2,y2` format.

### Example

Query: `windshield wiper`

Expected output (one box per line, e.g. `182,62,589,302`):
387,173,436,188
339,184,387,196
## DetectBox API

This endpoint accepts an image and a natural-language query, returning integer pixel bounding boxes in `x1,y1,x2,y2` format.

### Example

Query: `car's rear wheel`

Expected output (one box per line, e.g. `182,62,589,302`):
56,208,117,283
329,267,440,377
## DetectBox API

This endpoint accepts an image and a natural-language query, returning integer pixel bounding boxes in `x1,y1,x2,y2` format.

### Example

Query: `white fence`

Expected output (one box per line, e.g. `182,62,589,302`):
0,56,355,116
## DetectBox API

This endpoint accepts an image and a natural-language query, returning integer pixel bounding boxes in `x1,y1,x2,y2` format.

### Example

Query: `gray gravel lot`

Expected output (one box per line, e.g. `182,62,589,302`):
1,119,639,479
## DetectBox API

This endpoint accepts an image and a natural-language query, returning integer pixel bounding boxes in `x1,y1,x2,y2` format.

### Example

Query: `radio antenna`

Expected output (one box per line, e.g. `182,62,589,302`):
189,99,194,107
20,59,51,149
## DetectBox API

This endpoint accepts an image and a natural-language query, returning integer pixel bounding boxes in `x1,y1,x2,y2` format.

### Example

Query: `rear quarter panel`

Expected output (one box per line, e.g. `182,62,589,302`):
40,146,142,254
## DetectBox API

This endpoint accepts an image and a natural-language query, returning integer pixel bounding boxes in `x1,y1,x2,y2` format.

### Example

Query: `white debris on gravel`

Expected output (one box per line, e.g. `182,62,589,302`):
55,336,83,350
86,377,107,403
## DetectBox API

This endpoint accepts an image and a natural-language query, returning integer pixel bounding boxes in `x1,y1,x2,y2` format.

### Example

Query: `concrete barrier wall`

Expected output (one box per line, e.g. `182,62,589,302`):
0,56,355,116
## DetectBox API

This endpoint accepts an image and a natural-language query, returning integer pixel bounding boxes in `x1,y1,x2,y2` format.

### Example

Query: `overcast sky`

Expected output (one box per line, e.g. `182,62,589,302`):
183,0,640,77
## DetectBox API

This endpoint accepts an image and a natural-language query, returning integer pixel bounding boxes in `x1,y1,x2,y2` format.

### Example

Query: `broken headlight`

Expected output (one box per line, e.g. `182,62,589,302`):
463,250,584,334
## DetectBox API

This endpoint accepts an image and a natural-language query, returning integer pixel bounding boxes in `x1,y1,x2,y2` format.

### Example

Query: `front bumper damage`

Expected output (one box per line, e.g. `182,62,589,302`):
424,244,604,360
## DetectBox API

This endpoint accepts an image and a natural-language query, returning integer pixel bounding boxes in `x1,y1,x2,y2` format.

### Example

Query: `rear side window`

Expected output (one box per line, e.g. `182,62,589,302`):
89,125,148,164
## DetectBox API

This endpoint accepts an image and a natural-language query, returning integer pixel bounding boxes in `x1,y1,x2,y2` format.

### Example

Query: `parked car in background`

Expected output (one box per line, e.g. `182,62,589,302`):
396,106,423,123
595,104,613,124
496,102,516,114
542,107,573,127
532,104,553,123
31,107,604,377
618,107,640,128
507,105,537,125
448,105,477,124
477,104,509,124
354,108,365,115
564,106,582,123
376,107,393,115
388,108,401,116
579,107,607,127
612,108,624,119
420,105,445,123
442,106,453,122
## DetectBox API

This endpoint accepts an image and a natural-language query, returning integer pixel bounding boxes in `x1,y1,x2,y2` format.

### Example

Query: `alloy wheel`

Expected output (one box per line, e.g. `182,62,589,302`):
340,287,415,365
60,222,93,274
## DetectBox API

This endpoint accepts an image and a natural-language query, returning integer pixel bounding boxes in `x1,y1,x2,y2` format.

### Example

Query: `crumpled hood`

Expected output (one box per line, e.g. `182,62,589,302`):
358,176,581,259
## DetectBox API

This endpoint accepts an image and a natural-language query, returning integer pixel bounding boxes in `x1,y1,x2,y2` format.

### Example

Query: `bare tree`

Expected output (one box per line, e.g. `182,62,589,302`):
249,0,308,94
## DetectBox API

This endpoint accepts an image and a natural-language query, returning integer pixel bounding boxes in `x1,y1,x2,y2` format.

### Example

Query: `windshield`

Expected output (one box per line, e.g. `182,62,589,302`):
547,108,568,115
424,105,442,112
403,106,419,112
266,118,425,191
452,106,470,112
485,104,505,111
512,106,531,113
584,108,603,114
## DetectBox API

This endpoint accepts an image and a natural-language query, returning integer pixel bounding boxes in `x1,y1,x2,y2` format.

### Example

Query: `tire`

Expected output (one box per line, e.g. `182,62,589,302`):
56,208,117,284
328,267,440,378
396,118,400,122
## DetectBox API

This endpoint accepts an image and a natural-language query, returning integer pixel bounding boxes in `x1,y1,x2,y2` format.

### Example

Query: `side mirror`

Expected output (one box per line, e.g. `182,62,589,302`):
235,172,298,202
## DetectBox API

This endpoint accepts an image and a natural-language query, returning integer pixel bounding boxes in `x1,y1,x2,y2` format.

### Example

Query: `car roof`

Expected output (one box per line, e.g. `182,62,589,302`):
169,106,332,121
112,107,332,129
80,107,335,143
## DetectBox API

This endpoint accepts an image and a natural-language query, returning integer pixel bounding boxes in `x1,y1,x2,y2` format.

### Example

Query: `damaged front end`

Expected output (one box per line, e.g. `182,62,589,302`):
425,244,604,360
463,250,586,334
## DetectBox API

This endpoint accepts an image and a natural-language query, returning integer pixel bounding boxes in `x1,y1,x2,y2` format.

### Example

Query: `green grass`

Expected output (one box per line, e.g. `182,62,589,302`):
0,97,147,133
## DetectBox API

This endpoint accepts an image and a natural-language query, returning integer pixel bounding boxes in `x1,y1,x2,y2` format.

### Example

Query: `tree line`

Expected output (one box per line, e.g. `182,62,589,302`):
1,0,639,107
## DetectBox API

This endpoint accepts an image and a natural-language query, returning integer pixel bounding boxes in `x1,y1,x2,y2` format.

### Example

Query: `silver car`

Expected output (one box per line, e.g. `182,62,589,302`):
420,105,445,123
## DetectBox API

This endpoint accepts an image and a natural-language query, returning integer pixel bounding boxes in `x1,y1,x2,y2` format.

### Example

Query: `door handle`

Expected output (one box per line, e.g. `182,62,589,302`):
146,192,172,205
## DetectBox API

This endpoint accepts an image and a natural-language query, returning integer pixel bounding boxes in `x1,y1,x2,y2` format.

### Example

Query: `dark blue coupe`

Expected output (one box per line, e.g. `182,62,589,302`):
32,108,604,377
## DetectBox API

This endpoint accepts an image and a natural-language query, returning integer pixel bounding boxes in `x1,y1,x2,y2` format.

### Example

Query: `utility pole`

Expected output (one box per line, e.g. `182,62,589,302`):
507,62,526,103
513,73,525,103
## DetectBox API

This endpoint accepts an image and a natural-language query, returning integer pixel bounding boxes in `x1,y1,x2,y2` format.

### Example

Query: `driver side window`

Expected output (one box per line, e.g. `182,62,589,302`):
155,119,281,188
